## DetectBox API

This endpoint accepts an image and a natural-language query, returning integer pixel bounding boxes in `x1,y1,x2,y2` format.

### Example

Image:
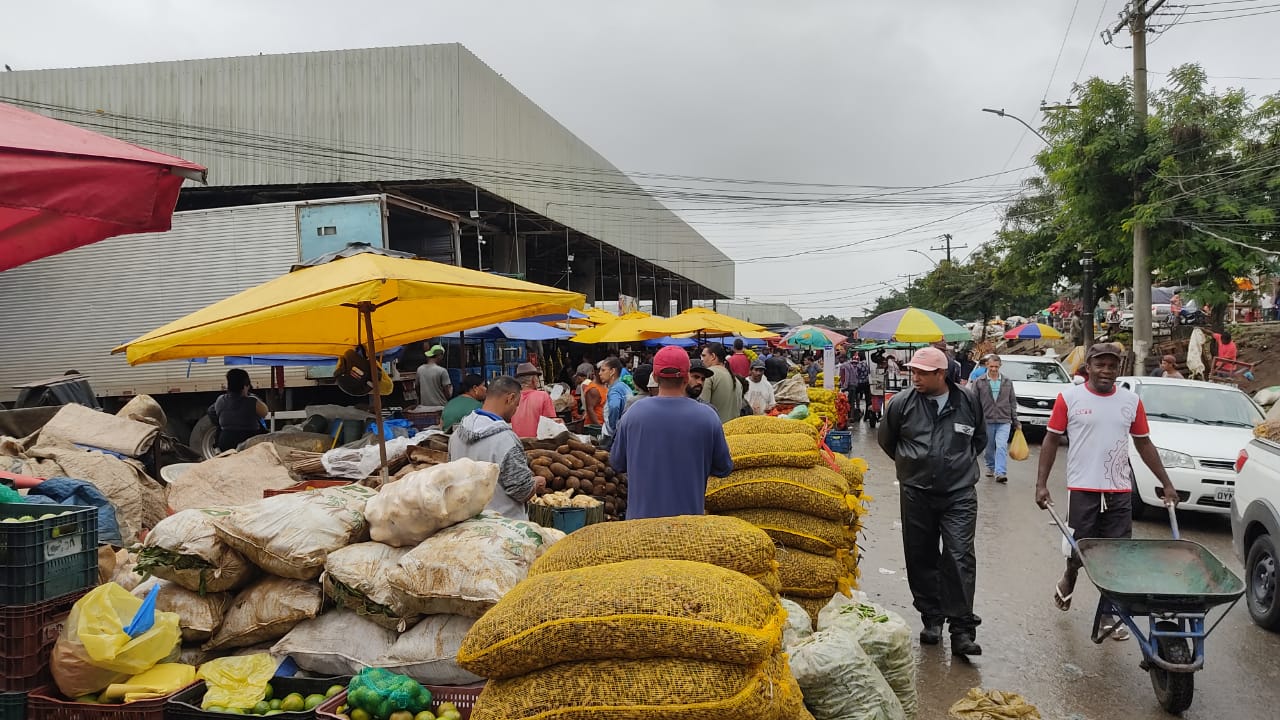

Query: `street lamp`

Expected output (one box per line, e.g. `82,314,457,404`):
981,108,1049,145
908,249,939,268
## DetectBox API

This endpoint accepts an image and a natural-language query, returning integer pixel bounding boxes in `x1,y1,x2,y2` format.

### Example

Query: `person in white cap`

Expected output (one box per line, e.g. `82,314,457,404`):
416,343,452,407
877,346,988,658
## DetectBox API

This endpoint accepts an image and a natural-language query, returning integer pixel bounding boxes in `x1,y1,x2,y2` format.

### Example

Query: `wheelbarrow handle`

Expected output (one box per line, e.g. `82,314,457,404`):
1044,503,1082,556
1167,502,1181,541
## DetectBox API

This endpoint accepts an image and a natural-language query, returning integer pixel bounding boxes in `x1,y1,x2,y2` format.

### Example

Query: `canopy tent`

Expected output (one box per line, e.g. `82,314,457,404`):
116,248,583,482
0,101,207,272
570,312,664,344
647,307,775,338
781,325,848,349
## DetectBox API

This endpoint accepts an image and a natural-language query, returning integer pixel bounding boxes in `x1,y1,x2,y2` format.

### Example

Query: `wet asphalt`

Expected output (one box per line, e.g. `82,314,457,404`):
848,424,1280,719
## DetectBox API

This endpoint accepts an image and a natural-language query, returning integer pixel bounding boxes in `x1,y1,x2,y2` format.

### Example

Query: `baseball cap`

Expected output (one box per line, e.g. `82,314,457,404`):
750,359,765,370
652,346,691,378
425,344,445,357
905,347,949,372
1085,342,1124,362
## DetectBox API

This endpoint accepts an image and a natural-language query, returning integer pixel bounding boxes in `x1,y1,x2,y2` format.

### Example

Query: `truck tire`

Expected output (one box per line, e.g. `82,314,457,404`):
189,416,219,460
1247,533,1280,631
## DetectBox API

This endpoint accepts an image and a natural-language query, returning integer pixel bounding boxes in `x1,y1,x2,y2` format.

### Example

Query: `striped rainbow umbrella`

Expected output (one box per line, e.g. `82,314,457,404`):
1003,322,1063,340
858,308,970,343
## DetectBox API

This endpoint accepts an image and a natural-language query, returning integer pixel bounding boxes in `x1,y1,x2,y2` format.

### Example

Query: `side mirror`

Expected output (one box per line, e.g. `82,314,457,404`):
1072,376,1086,385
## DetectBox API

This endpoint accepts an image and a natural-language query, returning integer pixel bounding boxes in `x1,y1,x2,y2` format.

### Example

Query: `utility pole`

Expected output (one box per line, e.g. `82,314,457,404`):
930,234,967,263
1081,250,1096,348
1107,0,1166,368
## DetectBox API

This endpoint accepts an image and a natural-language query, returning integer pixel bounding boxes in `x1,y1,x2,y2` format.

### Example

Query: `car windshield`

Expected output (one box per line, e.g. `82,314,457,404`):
1136,383,1264,427
1000,360,1069,383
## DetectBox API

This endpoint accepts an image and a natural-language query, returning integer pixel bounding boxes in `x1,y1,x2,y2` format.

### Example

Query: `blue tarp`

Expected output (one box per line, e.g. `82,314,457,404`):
642,336,698,348
23,476,123,545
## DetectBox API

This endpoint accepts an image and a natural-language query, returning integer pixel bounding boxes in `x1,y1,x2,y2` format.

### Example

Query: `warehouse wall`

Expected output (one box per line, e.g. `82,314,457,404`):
0,44,734,297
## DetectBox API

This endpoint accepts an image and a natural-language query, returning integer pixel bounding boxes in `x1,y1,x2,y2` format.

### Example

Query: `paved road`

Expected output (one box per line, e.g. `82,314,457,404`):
848,423,1280,719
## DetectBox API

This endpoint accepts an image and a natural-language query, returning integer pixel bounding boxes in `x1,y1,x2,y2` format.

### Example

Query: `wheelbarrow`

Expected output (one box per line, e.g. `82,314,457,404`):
1047,503,1244,714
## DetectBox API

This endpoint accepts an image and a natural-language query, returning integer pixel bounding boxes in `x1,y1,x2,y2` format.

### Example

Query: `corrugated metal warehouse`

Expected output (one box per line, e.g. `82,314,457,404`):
0,43,734,308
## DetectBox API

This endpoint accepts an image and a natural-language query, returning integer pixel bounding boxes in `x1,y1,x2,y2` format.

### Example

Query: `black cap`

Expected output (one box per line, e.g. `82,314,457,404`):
1086,342,1125,361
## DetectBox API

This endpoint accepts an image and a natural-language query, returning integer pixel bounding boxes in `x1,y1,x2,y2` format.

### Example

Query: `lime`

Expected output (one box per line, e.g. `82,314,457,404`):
414,712,436,720
263,684,274,701
304,694,327,710
268,699,282,710
389,711,414,720
252,700,271,715
436,703,456,713
326,685,345,698
280,693,305,712
17,515,34,521
350,709,371,720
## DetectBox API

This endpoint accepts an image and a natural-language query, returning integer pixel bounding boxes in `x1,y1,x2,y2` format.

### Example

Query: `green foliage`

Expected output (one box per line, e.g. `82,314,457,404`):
803,314,847,327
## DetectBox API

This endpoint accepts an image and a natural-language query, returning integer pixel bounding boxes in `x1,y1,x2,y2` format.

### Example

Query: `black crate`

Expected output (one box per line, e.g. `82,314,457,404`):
0,692,25,720
0,503,99,605
166,676,348,720
0,589,86,692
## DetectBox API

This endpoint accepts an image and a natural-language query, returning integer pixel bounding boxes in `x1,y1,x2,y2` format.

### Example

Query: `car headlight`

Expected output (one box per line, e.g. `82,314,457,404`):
1156,448,1194,469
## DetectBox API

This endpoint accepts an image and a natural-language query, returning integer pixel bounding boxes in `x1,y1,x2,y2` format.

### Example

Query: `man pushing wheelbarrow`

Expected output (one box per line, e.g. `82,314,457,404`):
1035,343,1244,713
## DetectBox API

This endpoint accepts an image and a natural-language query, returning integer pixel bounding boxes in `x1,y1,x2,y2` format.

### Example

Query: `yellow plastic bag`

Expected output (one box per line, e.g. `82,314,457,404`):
197,653,277,710
51,583,183,698
1008,429,1029,462
100,663,196,703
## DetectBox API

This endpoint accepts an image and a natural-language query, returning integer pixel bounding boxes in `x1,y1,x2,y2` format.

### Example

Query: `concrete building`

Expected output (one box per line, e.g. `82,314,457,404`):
710,301,803,328
0,44,733,313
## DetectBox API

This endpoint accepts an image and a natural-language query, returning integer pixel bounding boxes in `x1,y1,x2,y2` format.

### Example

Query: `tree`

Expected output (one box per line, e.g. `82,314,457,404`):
803,314,847,327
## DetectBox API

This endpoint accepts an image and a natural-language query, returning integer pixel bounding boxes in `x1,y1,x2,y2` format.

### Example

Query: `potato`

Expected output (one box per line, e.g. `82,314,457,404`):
604,482,617,494
566,477,581,491
551,475,566,491
557,444,572,455
548,462,572,478
567,438,596,453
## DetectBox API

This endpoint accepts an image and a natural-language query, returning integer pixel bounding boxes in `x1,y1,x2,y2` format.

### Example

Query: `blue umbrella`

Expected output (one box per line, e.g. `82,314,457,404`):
441,321,573,342
642,336,698,348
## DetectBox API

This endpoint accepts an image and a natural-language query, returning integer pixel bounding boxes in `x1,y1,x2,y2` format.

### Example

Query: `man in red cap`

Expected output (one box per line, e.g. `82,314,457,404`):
611,346,733,519
877,346,988,658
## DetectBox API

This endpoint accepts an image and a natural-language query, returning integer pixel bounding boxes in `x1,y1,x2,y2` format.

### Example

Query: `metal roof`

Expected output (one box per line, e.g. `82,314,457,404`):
0,44,733,297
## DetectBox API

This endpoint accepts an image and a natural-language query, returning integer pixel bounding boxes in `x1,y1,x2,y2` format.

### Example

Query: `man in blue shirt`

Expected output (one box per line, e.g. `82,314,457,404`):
611,346,733,519
596,356,633,448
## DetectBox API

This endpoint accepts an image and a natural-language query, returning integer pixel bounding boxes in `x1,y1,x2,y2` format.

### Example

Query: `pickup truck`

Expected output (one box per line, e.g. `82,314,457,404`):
1231,437,1280,630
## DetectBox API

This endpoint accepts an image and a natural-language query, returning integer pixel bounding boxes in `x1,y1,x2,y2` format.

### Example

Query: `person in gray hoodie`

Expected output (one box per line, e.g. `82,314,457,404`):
971,355,1021,484
448,375,544,520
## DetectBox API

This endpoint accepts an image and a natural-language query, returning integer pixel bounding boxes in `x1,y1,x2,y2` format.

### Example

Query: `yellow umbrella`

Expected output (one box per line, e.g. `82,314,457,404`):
644,308,772,338
571,312,665,344
115,252,584,483
115,253,584,362
584,307,620,325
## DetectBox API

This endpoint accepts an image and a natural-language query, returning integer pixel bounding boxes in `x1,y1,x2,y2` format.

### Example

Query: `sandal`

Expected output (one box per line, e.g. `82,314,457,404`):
1108,624,1131,641
1054,581,1073,611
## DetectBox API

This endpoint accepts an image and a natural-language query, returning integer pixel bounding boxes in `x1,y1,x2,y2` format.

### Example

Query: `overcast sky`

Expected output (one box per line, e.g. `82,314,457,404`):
6,0,1280,319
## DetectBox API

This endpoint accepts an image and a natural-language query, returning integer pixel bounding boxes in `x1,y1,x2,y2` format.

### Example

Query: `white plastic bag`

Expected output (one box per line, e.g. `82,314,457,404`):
365,458,498,546
214,484,377,579
377,614,484,686
789,627,905,720
322,542,423,629
320,431,436,479
204,576,323,651
536,416,567,439
818,594,918,720
780,597,814,651
387,512,565,617
271,609,395,677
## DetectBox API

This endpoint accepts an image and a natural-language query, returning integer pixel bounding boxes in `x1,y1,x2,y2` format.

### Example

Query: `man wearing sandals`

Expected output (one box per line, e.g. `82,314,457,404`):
1035,343,1181,640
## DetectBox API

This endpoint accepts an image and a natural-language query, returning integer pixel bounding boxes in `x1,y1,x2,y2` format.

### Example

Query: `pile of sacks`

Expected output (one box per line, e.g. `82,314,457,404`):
113,457,563,689
458,515,813,720
781,593,918,720
711,416,869,624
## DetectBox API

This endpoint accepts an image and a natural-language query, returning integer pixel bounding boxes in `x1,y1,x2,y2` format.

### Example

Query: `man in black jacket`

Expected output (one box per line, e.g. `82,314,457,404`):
877,346,988,657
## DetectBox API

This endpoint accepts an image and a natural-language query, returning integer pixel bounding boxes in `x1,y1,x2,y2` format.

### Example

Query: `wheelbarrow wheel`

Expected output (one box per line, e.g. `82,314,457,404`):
1149,620,1194,714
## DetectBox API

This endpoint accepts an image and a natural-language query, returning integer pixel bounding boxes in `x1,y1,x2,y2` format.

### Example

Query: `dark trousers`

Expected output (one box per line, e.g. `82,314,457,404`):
1066,490,1132,573
900,484,981,634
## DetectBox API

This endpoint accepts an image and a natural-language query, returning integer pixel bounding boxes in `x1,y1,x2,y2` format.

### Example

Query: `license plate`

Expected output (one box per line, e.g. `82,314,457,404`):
1215,489,1234,502
1026,418,1048,426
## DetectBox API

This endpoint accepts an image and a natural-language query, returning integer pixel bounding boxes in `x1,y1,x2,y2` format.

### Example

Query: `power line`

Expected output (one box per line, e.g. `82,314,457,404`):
1044,0,1084,104
1073,0,1114,87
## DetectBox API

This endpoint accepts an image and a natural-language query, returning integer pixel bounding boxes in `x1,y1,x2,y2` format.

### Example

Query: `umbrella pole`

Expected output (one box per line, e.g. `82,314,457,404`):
361,303,390,487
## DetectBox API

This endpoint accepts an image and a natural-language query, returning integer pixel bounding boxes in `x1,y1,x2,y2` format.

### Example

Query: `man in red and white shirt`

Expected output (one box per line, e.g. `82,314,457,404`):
1035,343,1179,639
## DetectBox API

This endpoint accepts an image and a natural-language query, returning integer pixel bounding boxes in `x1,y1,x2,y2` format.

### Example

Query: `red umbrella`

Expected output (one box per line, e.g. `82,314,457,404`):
0,102,207,272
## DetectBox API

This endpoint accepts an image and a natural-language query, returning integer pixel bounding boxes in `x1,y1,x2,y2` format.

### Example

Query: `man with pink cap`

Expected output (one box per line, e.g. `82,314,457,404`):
877,346,988,658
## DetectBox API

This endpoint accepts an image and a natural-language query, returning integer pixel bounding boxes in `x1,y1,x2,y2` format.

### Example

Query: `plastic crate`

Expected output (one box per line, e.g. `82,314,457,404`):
317,684,483,720
0,692,26,720
0,588,87,692
263,480,353,498
526,503,603,533
0,503,99,605
825,430,852,454
26,683,196,720
167,676,348,720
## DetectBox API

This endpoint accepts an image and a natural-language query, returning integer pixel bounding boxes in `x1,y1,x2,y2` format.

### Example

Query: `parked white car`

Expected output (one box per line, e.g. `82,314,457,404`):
1116,376,1264,517
997,355,1072,431
1232,435,1280,629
